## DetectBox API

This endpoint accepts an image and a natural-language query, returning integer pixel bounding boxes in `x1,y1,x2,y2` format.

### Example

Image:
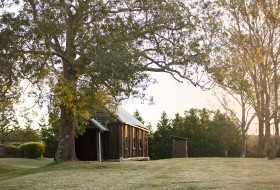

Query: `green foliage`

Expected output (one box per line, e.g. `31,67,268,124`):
207,111,241,157
148,108,241,159
42,136,57,158
146,122,153,134
133,109,145,125
20,142,45,159
39,116,58,158
5,145,21,157
5,128,41,142
149,112,173,160
0,0,220,161
0,116,19,143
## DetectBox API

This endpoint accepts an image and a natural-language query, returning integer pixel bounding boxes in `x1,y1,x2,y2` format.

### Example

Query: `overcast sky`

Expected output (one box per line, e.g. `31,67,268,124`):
122,72,220,130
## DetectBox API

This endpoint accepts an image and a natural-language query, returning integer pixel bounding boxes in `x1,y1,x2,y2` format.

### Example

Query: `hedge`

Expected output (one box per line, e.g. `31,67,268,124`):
20,142,45,159
5,145,21,157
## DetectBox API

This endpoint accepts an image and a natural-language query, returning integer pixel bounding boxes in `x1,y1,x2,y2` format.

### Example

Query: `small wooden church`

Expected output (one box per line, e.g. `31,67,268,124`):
75,107,149,161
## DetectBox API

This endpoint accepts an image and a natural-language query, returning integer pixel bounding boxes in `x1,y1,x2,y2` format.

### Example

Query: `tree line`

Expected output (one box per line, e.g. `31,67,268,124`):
134,108,280,159
0,114,59,158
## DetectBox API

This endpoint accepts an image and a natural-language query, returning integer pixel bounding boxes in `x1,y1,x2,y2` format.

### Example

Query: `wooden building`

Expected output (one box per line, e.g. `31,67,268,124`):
171,136,188,158
75,107,149,161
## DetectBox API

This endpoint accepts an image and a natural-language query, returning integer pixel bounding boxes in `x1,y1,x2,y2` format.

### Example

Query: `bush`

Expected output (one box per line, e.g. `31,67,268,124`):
5,145,21,157
11,142,22,147
20,142,45,159
42,136,58,158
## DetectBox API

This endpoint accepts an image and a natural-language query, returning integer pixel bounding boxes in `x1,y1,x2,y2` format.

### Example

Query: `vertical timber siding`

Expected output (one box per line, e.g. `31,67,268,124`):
122,125,148,159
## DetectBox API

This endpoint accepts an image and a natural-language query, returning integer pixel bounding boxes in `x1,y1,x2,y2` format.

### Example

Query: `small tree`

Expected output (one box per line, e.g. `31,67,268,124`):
133,109,145,125
149,112,173,160
208,110,241,157
38,115,59,158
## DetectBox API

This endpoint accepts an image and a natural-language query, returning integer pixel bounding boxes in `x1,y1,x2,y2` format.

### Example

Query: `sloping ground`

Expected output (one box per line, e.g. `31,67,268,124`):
0,158,53,181
0,158,280,190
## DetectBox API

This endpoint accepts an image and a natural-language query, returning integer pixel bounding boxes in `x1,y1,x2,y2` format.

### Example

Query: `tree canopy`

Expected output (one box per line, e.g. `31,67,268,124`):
214,0,280,159
0,0,218,161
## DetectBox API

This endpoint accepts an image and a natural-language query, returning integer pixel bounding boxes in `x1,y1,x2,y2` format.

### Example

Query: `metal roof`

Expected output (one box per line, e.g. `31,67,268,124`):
116,107,148,130
89,118,109,133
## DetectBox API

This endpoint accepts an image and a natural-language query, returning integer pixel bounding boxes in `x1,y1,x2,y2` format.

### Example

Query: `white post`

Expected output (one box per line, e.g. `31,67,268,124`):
97,131,102,162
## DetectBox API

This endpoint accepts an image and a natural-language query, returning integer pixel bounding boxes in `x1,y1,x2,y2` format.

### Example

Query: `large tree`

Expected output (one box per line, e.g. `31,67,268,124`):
217,0,280,159
1,0,217,161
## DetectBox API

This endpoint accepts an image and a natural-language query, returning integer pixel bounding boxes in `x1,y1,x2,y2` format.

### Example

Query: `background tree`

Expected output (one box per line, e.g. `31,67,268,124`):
208,110,241,157
183,109,209,157
213,87,256,158
133,109,145,125
171,113,185,137
39,115,59,158
256,0,280,159
5,128,41,142
1,0,218,161
217,0,280,159
149,112,172,160
147,108,241,159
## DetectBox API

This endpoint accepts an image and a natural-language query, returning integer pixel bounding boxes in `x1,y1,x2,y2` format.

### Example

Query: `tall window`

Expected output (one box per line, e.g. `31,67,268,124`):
139,131,142,150
125,125,128,149
133,128,136,149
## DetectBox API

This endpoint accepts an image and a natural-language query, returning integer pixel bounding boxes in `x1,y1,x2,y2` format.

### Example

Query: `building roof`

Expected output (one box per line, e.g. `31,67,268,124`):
115,107,148,131
171,135,188,141
89,118,109,133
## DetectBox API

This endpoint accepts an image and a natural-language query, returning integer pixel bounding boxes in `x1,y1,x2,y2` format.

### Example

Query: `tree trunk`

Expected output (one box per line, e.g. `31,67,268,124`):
240,133,246,158
55,105,77,162
267,137,280,160
257,120,266,157
268,61,280,160
225,150,228,157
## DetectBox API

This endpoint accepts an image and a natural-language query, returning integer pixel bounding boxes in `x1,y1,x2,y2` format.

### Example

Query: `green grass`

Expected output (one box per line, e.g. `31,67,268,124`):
0,158,53,181
0,157,280,190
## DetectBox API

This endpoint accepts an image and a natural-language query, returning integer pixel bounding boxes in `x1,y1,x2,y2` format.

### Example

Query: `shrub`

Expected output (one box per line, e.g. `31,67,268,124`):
0,144,6,158
5,145,21,157
42,136,58,158
20,142,45,159
11,142,22,147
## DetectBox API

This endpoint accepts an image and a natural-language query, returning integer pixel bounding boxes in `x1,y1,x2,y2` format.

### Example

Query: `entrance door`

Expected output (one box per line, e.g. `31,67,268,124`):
76,129,97,161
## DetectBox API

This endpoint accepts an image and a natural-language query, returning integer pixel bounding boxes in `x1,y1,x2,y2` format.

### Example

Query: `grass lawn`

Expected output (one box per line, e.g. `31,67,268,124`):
0,157,280,190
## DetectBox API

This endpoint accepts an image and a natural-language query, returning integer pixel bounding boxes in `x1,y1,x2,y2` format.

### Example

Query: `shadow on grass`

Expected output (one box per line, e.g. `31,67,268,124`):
0,160,121,182
0,161,58,181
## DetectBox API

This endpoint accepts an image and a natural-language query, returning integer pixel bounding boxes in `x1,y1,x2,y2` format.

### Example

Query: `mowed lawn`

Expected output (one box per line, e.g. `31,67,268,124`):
0,157,280,190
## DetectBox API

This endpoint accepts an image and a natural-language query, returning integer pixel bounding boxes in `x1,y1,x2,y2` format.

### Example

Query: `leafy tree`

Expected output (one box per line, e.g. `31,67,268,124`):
5,128,41,142
149,112,172,160
23,114,34,130
214,90,256,158
0,114,10,143
183,109,208,157
208,110,241,157
146,122,153,135
217,0,280,159
38,116,58,158
171,113,185,137
0,116,20,142
1,0,218,161
133,109,145,125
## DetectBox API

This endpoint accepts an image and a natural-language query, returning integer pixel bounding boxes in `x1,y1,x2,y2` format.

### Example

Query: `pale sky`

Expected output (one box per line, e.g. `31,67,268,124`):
122,72,258,134
16,71,259,134
122,72,220,130
16,72,216,129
